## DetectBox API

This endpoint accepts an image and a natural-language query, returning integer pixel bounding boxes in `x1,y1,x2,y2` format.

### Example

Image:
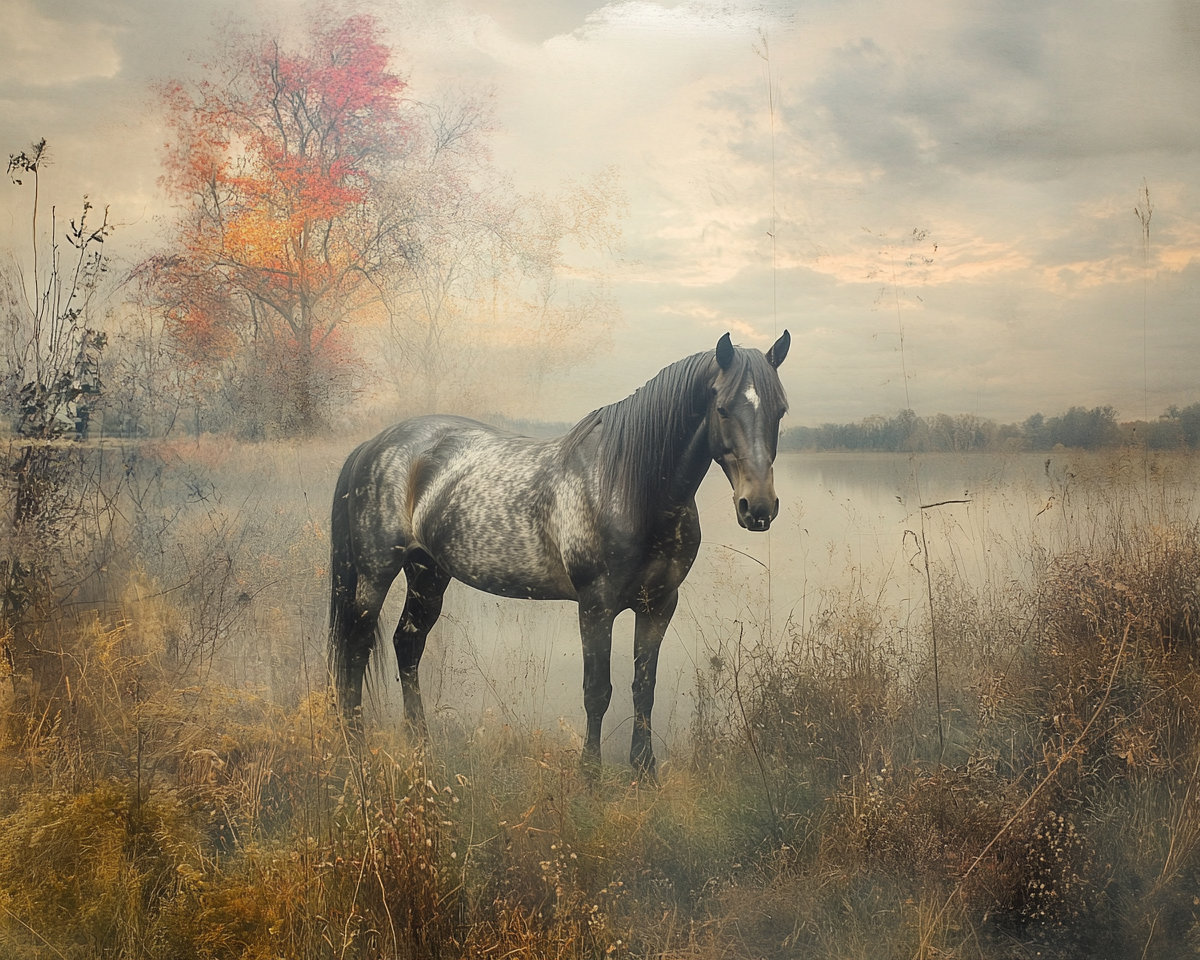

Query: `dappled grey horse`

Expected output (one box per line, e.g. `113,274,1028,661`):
328,331,790,777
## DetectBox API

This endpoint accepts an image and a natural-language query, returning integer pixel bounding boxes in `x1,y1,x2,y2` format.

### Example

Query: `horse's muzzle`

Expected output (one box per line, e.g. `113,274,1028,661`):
736,495,779,532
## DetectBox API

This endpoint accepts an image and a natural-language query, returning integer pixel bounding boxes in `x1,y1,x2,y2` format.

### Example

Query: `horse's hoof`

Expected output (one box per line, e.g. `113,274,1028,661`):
342,708,365,738
580,753,602,783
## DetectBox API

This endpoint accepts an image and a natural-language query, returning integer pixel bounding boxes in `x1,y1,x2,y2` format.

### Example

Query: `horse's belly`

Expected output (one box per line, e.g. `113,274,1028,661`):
430,533,576,601
417,498,576,601
453,567,576,602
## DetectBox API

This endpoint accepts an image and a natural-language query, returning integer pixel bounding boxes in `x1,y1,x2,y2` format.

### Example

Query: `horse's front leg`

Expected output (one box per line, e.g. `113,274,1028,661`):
631,589,678,781
577,593,617,774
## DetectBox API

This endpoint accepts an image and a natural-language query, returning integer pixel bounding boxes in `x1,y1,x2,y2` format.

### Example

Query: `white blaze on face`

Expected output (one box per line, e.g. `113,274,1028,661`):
744,383,760,411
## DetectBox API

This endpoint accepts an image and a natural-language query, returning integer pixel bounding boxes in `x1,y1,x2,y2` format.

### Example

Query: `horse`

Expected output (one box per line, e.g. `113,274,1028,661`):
328,330,790,778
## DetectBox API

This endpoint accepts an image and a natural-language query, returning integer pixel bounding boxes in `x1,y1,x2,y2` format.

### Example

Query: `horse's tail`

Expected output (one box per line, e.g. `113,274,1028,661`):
328,444,374,718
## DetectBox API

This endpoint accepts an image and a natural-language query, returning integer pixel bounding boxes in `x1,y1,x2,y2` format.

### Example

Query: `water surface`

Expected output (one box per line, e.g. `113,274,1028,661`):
389,449,1200,762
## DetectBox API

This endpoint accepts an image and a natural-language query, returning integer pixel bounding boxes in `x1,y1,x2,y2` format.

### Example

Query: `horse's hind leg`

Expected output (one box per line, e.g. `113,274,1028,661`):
393,554,452,738
630,590,678,781
334,574,394,726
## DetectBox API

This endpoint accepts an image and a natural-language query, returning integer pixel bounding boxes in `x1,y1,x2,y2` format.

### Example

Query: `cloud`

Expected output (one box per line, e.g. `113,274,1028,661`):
0,0,122,87
468,0,607,43
798,2,1200,180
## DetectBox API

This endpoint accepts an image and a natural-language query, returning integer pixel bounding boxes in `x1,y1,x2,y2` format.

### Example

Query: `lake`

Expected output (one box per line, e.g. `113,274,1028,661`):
384,448,1200,762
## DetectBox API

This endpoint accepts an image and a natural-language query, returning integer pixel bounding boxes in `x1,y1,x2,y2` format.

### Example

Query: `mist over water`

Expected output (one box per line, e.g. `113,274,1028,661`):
10,428,1200,956
369,449,1200,764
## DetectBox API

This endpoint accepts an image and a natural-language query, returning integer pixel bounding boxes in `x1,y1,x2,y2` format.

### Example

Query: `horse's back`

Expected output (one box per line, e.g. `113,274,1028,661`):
345,415,586,599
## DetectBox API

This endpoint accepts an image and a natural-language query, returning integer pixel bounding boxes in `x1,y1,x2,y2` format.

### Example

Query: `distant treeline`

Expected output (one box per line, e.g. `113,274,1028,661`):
780,404,1200,453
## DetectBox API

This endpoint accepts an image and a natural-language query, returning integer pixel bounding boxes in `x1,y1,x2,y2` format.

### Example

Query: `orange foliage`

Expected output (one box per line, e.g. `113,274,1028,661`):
148,13,408,422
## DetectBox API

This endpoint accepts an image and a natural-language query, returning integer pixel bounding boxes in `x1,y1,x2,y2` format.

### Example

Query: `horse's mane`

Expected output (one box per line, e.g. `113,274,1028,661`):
561,346,787,526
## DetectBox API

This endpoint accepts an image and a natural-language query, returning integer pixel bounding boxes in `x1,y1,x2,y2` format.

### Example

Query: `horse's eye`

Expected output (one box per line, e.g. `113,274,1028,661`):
717,406,729,418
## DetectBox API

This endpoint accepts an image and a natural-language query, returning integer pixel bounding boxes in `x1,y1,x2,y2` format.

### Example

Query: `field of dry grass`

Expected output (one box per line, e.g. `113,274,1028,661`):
3,438,1200,958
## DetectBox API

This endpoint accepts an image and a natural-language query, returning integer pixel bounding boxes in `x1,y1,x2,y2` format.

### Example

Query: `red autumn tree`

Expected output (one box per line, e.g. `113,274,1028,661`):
147,13,409,433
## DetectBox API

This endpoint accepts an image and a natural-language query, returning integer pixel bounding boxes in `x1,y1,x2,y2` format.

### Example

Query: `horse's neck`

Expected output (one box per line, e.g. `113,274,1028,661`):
666,412,715,506
657,362,718,504
582,353,717,528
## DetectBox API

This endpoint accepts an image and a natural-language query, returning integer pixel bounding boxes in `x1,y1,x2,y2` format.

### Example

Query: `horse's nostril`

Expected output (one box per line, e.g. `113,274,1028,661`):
738,498,749,514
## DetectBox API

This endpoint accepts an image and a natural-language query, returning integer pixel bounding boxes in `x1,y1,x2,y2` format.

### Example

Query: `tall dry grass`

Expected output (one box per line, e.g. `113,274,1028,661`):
1,442,1200,957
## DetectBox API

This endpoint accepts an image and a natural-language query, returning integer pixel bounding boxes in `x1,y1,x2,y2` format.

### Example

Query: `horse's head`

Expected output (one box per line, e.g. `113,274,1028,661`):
708,330,790,532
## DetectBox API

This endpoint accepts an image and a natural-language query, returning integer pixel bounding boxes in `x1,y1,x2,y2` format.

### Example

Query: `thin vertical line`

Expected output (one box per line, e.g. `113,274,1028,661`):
891,245,943,753
758,30,778,641
767,40,775,638
1136,182,1152,501
1140,182,1151,426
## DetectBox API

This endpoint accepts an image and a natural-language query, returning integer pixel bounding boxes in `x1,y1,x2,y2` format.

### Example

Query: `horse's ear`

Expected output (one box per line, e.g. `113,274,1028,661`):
716,332,734,370
766,329,791,369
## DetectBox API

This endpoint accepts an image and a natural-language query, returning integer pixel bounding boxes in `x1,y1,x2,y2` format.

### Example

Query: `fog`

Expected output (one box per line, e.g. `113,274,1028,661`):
3,0,1200,955
352,447,1197,762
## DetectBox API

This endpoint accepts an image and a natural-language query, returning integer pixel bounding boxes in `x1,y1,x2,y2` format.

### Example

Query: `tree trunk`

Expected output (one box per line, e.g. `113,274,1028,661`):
292,309,318,435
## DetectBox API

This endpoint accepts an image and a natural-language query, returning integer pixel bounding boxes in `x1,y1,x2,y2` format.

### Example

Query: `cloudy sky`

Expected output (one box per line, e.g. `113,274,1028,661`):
2,0,1198,425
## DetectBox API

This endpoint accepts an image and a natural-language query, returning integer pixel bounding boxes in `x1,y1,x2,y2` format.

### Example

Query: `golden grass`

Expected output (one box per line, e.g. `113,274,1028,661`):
3,444,1200,957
